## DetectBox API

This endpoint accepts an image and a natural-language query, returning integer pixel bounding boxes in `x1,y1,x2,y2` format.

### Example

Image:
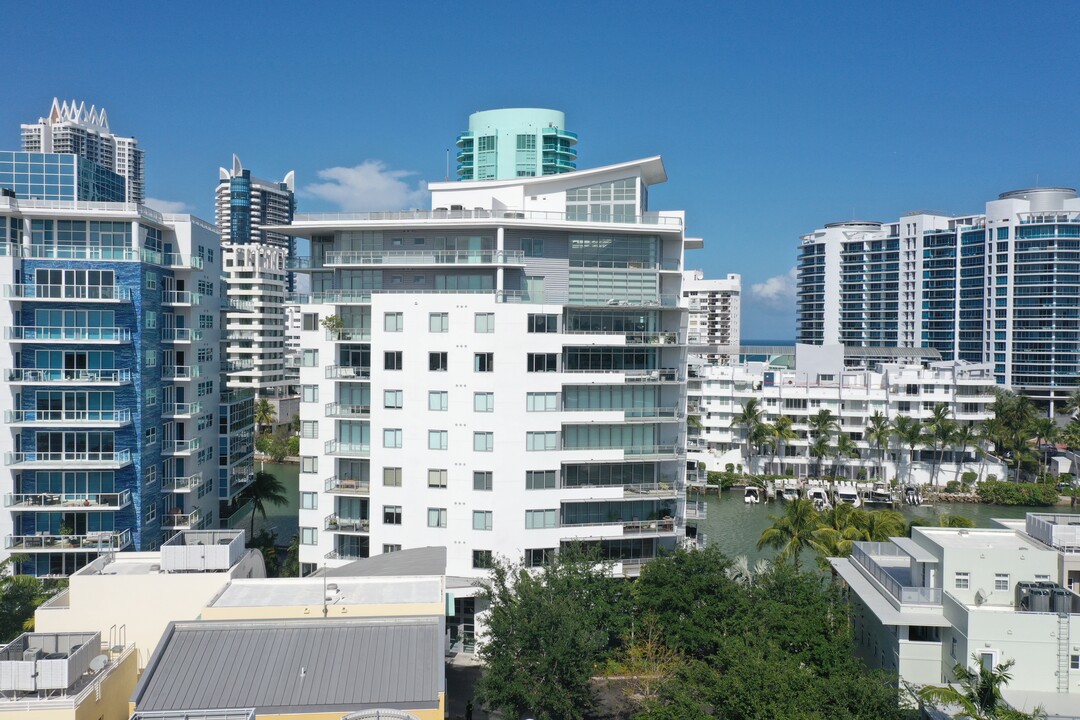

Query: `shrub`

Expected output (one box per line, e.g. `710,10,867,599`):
976,480,1060,506
986,474,998,483
961,471,977,485
945,480,962,493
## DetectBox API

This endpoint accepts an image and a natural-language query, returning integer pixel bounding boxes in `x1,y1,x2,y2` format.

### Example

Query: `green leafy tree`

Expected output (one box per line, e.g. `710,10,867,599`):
475,545,627,720
0,556,51,642
835,432,859,480
809,434,833,478
893,416,925,485
867,411,893,481
757,498,820,572
280,533,301,577
768,415,797,475
1060,389,1080,420
926,404,957,487
919,655,1045,720
254,398,276,433
734,399,766,473
241,471,289,539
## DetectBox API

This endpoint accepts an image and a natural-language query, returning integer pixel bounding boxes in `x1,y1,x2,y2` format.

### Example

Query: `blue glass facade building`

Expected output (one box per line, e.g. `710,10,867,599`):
0,151,126,202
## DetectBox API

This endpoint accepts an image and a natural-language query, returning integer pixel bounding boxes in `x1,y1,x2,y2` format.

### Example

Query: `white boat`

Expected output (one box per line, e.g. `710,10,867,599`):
806,483,831,511
743,486,761,504
866,481,893,505
778,479,801,502
904,485,922,506
833,482,861,507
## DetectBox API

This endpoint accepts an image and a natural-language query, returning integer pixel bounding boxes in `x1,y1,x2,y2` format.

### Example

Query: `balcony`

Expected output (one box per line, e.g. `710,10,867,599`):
162,438,201,455
4,490,132,510
327,328,371,342
162,253,203,269
850,543,942,605
685,500,707,521
325,365,370,380
291,207,682,228
4,450,132,468
161,328,203,343
224,299,255,312
324,403,370,418
562,330,683,346
324,440,369,457
162,365,201,380
6,368,132,385
325,549,366,560
231,469,255,488
5,326,131,343
226,330,259,341
162,473,204,492
3,284,132,302
4,409,132,427
5,529,132,551
162,510,199,529
621,369,685,383
567,294,682,308
288,288,524,305
324,476,370,495
324,514,370,533
324,249,526,267
161,290,202,306
226,359,255,373
161,402,202,418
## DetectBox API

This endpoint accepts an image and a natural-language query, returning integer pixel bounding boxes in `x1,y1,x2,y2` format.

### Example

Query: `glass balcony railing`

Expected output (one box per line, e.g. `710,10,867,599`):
5,327,132,342
324,514,370,532
324,476,371,494
162,473,204,492
162,438,201,454
4,490,132,509
6,368,132,384
161,402,202,417
325,365,370,380
4,450,132,467
291,207,682,227
162,365,202,380
162,510,199,529
162,253,203,269
324,403,371,418
5,529,132,551
161,290,202,305
324,440,370,457
3,284,132,301
161,328,203,342
4,409,132,425
324,249,525,266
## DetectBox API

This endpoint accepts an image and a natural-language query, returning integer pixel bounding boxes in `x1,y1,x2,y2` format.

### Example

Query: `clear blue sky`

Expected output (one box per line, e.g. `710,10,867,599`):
6,1,1079,338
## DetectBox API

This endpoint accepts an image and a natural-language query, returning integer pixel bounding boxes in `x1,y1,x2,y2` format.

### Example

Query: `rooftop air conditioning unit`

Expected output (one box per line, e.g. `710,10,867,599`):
23,647,43,662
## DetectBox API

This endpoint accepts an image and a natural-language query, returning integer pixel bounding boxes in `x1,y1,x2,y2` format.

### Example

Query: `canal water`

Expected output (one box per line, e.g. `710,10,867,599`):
252,462,1080,563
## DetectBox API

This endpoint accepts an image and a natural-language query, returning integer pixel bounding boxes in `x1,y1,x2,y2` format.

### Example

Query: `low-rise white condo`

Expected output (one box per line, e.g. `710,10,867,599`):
688,344,1005,485
277,156,699,578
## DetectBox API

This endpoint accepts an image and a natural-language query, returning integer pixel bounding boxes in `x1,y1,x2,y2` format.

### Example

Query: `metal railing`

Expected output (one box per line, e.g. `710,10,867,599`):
851,543,942,605
325,365,370,379
325,403,371,418
163,438,201,454
292,207,682,226
6,368,132,383
162,510,199,528
161,290,202,304
162,253,203,269
162,364,202,379
4,490,132,508
5,528,132,550
5,326,132,341
685,500,708,520
1,244,141,261
288,288,523,304
326,328,371,341
162,402,202,416
568,294,682,308
5,450,131,465
324,514,370,532
162,473,204,491
4,409,131,424
324,440,370,456
161,327,202,342
3,284,132,301
325,249,526,265
324,476,371,494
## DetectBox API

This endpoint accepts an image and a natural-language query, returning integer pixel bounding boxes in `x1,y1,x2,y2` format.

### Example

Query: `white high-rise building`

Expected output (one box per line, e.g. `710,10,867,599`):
216,156,296,402
682,269,740,363
277,156,699,578
21,98,145,204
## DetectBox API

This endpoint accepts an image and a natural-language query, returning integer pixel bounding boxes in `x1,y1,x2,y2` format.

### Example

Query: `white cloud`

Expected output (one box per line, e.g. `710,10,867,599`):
750,266,798,309
301,160,429,212
144,197,192,213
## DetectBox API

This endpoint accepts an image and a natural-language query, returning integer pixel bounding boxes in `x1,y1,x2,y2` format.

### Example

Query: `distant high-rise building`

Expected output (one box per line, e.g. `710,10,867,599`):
0,151,126,202
682,270,741,364
455,108,578,181
796,187,1080,408
215,155,296,402
21,99,144,203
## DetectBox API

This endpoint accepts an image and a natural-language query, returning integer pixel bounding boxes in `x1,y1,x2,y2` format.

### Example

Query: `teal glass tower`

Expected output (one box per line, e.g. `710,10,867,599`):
455,108,577,181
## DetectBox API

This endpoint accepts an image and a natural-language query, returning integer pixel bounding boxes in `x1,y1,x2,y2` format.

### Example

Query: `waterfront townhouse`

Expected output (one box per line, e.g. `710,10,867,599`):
0,197,225,576
278,156,698,577
832,514,1080,716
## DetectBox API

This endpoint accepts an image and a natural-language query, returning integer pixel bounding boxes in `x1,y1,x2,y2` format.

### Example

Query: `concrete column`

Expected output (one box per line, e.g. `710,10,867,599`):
496,226,505,290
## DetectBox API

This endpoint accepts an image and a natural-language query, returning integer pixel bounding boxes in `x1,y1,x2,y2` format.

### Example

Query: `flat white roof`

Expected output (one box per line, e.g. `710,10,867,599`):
831,558,951,627
209,576,443,608
916,527,1038,553
428,156,667,191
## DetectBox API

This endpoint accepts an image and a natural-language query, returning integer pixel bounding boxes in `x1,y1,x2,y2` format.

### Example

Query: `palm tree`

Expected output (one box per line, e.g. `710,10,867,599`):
1029,417,1059,474
724,555,770,586
951,423,980,484
1061,388,1080,420
926,404,957,487
254,398,277,433
834,433,859,480
768,415,797,475
919,655,1044,720
937,512,976,528
241,471,289,540
757,498,820,572
734,399,766,473
893,416,924,485
811,504,867,564
857,509,906,542
809,434,833,479
867,411,892,482
806,409,837,477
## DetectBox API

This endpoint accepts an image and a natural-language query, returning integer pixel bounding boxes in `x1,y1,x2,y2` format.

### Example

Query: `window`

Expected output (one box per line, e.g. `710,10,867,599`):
522,238,544,257
526,431,558,451
302,349,319,367
526,509,557,529
1034,574,1051,582
145,427,157,446
383,505,402,525
474,432,494,452
429,391,448,411
383,429,403,448
1072,655,1080,671
474,471,493,491
145,505,157,523
302,456,318,473
384,389,403,409
528,314,558,333
145,311,157,329
475,313,495,333
301,492,318,510
474,392,494,412
301,421,318,438
145,388,158,407
301,527,317,545
301,385,319,403
145,273,158,290
302,313,319,331
428,430,448,450
526,470,557,490
384,544,402,553
473,510,493,531
145,350,157,368
473,550,493,569
526,548,554,567
384,312,403,332
429,312,449,333
526,392,558,412
955,572,970,590
383,467,402,487
144,465,157,486
385,351,403,370
994,574,1010,591
428,469,448,488
474,352,494,372
425,507,448,528
429,352,448,371
527,353,558,372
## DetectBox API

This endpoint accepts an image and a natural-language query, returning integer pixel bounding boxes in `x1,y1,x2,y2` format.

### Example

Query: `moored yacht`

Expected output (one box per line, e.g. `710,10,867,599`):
806,482,831,511
866,481,893,506
744,486,761,504
833,481,861,507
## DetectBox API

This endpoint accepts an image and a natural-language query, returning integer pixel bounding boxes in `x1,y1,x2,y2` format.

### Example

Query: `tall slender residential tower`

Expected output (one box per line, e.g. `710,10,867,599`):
279,155,699,583
682,270,740,364
21,99,145,204
796,187,1080,407
456,108,578,181
215,156,296,404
